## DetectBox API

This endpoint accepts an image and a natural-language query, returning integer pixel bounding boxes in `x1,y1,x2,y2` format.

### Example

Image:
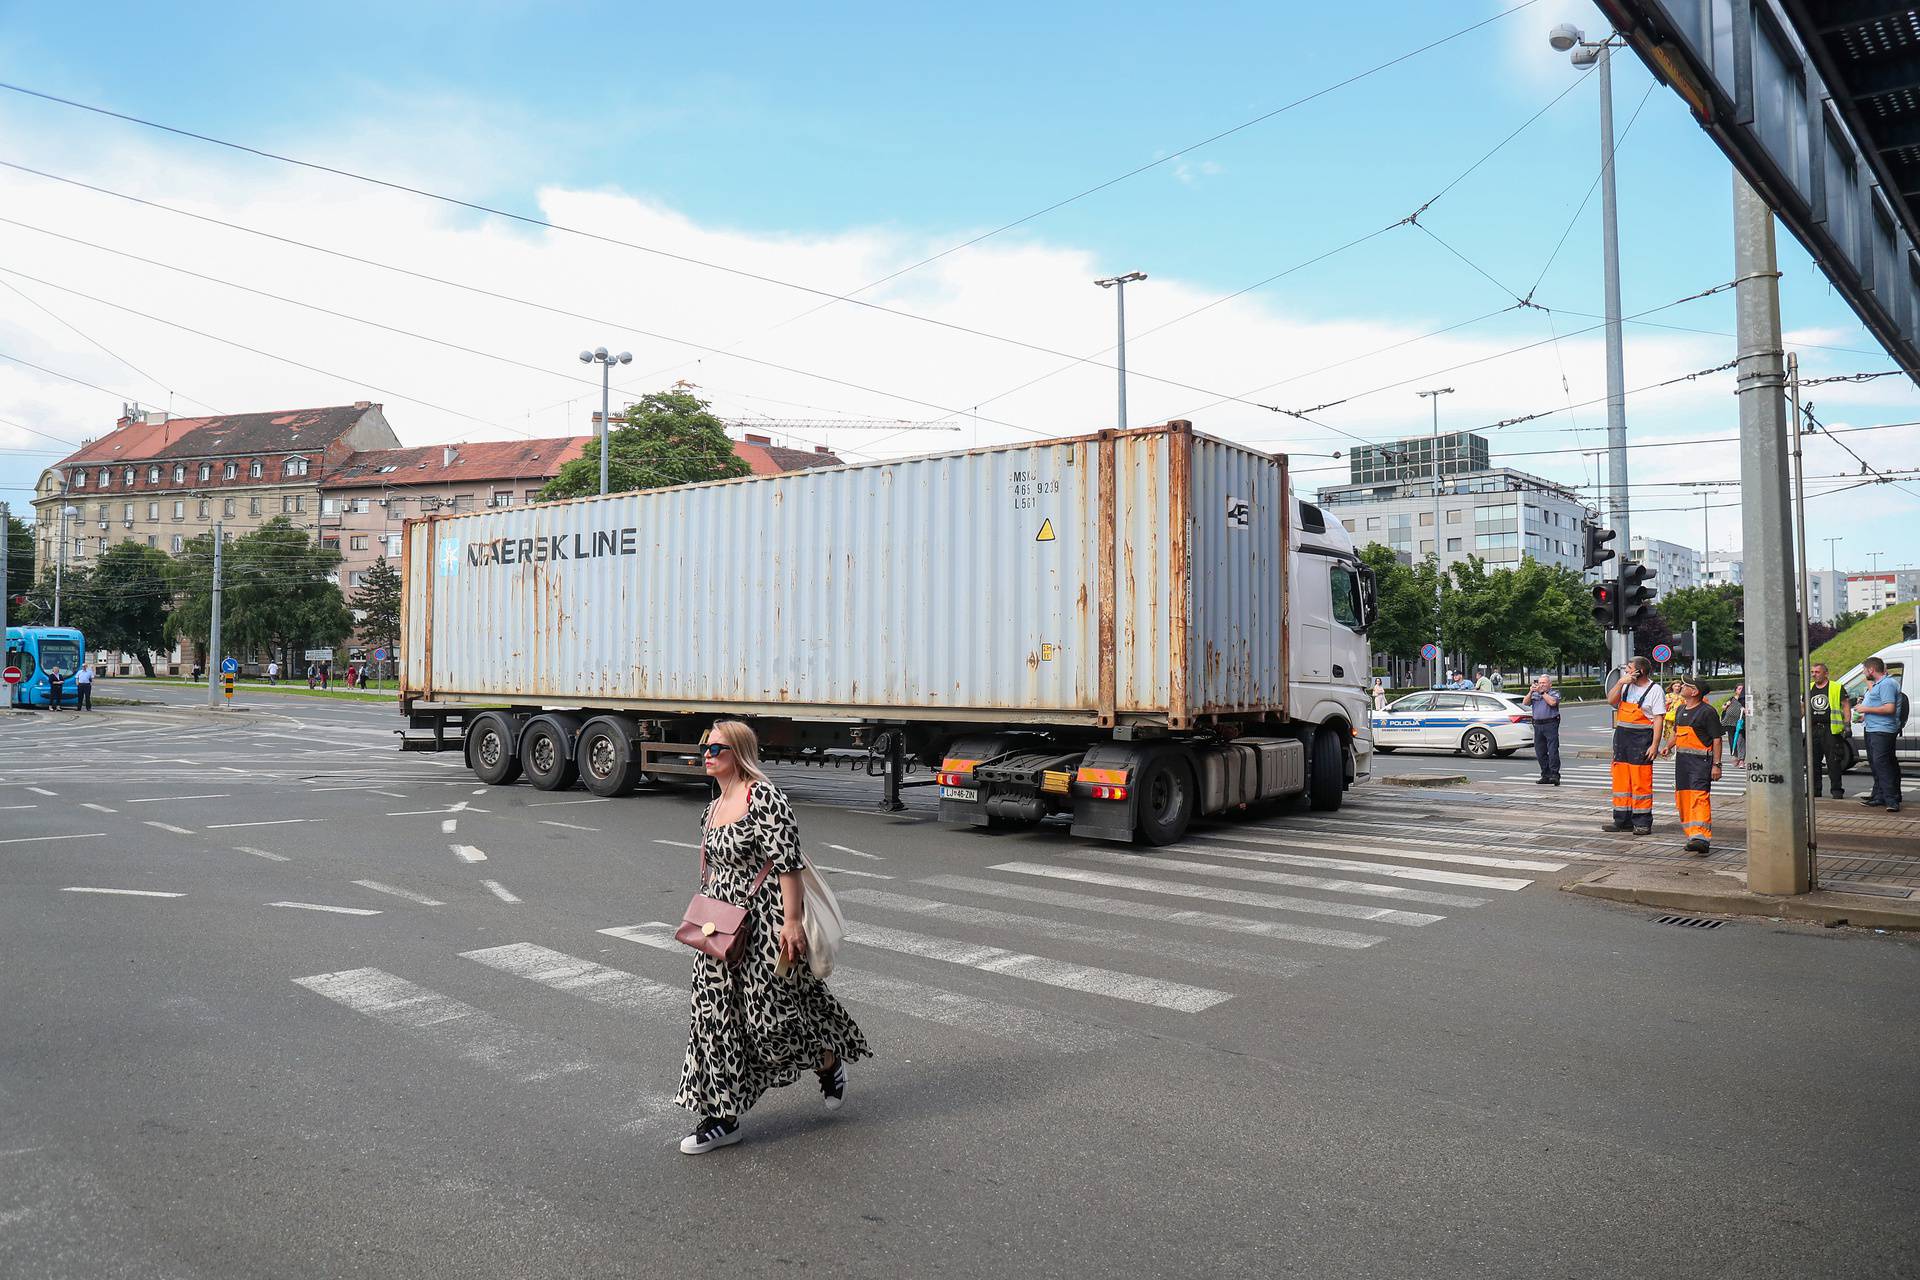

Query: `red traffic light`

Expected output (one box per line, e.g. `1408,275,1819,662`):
1590,582,1622,630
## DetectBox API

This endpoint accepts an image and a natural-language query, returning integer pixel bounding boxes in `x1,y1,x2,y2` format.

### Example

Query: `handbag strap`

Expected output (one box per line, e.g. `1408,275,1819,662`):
700,785,778,900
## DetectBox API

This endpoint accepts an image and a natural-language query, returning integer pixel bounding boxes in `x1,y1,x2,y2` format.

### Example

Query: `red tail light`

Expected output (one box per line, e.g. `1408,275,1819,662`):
1510,714,1528,723
1091,784,1128,801
937,770,971,787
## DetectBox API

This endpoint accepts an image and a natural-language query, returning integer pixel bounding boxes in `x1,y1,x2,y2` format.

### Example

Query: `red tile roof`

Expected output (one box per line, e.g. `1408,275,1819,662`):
59,405,380,465
733,441,844,476
320,437,591,488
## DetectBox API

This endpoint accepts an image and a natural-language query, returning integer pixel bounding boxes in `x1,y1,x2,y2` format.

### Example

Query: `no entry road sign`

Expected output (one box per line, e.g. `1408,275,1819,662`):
2,666,20,685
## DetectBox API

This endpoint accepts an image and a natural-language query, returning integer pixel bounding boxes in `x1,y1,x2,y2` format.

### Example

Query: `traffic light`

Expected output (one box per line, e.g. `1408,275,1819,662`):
1590,582,1622,630
1904,619,1917,641
1583,522,1617,570
1620,561,1658,630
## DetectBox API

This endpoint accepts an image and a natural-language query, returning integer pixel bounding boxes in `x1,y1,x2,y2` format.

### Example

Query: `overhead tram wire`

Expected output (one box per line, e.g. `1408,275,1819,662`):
0,274,221,417
0,5,1546,389
1800,400,1920,502
894,64,1592,454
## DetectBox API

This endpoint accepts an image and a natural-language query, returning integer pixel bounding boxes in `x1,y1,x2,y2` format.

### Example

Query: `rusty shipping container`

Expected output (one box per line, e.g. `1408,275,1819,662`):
401,422,1289,728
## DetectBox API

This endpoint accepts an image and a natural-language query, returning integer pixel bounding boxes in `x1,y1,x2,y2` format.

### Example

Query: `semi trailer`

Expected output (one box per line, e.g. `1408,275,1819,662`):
398,420,1377,845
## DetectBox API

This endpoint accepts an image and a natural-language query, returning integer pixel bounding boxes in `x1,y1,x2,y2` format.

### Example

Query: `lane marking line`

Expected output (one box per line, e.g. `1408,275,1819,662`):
654,839,698,850
207,818,318,830
462,943,679,1012
126,794,230,803
26,786,57,796
0,804,36,810
80,802,118,813
539,820,600,832
989,862,1445,927
62,886,183,897
233,846,290,862
270,901,382,916
143,821,195,835
481,879,521,903
825,843,884,860
1071,848,1489,908
353,880,446,906
1145,843,1534,892
441,819,457,834
526,797,611,808
452,844,487,863
920,874,1384,950
816,864,895,880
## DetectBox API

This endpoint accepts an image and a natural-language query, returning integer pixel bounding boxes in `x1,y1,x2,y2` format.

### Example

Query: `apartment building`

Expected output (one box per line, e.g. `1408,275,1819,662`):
31,403,400,578
1318,461,1596,575
1629,536,1704,598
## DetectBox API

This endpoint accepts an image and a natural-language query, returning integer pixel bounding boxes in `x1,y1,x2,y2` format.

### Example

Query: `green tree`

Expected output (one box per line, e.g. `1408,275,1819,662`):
3,510,34,614
167,519,353,666
1358,544,1429,665
1656,584,1742,671
68,541,174,675
539,391,751,500
351,554,402,663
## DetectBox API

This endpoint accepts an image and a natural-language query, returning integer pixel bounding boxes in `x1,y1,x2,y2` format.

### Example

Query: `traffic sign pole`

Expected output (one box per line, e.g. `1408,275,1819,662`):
207,522,223,710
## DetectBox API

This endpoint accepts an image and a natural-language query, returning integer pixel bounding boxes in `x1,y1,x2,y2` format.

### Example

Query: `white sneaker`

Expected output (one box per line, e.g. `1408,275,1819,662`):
678,1116,741,1154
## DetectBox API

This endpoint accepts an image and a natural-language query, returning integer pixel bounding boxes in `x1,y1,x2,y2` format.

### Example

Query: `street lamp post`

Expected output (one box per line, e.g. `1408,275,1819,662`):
1551,22,1632,667
577,347,633,496
53,503,78,627
1094,272,1148,429
1416,387,1454,685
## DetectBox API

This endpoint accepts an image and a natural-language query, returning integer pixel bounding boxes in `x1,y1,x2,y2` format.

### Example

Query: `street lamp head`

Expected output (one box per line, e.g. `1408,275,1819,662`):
578,350,593,364
616,351,632,365
1569,44,1599,67
593,346,608,361
1548,23,1583,52
62,505,79,516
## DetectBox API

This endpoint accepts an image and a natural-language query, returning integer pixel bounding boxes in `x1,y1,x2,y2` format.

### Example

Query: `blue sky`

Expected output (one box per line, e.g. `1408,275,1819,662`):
1,0,1916,570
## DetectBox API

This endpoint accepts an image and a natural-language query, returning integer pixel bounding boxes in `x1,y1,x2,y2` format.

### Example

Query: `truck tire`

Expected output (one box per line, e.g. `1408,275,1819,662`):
521,718,579,791
577,718,642,797
467,713,521,786
1308,727,1344,812
1134,752,1196,846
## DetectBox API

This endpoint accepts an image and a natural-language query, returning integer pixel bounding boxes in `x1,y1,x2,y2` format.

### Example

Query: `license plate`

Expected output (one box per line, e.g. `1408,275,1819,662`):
941,787,979,802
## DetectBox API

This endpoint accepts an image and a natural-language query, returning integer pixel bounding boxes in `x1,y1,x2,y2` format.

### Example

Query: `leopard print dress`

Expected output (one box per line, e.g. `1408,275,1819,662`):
674,783,870,1119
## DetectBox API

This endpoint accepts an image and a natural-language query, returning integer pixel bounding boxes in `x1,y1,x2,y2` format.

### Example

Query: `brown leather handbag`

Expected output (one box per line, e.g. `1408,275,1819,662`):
675,838,775,965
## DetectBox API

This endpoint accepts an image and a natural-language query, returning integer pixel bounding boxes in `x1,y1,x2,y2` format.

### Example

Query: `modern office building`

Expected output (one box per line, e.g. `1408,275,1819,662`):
1318,463,1596,574
1344,431,1490,485
1629,536,1703,598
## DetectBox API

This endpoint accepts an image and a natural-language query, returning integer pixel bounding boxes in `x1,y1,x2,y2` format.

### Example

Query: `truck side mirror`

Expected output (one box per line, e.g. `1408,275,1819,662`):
1356,565,1379,631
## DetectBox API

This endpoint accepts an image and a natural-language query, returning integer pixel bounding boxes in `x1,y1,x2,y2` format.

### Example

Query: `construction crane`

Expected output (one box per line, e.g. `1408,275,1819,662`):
721,419,961,432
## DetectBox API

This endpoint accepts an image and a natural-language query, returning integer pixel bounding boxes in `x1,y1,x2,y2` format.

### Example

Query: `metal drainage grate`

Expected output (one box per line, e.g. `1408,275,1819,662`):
1654,915,1724,929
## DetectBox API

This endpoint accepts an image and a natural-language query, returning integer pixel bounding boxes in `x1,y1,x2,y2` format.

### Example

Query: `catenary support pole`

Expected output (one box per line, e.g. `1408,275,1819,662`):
1789,356,1818,885
1,500,9,711
1731,174,1808,895
207,521,223,710
1598,42,1633,671
598,361,610,498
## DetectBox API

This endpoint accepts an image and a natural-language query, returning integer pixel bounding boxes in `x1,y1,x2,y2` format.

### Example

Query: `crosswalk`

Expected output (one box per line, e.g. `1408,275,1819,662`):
289,804,1566,1117
1491,761,1749,798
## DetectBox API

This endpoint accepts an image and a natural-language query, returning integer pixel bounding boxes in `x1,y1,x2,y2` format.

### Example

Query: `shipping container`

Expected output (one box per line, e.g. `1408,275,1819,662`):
400,422,1377,844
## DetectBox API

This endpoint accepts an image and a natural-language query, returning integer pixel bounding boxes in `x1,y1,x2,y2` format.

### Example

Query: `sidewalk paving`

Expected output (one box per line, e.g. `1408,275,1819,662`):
1566,862,1920,932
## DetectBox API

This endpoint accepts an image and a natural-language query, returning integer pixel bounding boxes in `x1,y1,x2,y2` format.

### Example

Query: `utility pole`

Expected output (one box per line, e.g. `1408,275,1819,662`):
577,348,633,497
1417,387,1454,687
1731,172,1808,895
207,521,223,710
1700,491,1710,583
1094,272,1148,429
1,501,9,710
1789,357,1819,884
53,502,76,628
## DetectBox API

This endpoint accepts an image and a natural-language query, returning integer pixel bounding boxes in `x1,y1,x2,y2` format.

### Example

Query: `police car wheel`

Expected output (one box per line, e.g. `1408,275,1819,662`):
1461,728,1497,759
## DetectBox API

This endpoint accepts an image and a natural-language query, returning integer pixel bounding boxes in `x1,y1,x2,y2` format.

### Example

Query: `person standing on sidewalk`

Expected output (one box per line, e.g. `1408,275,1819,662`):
1854,656,1904,814
73,662,92,711
44,666,65,711
1806,662,1850,800
1474,666,1494,693
1522,673,1561,785
1659,675,1723,856
267,660,279,686
1604,657,1664,835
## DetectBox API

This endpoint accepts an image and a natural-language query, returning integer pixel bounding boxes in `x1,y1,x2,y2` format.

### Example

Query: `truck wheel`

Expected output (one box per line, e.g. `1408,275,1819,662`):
1461,728,1497,759
1308,728,1345,812
577,718,641,797
1134,753,1196,846
467,714,521,786
521,719,579,791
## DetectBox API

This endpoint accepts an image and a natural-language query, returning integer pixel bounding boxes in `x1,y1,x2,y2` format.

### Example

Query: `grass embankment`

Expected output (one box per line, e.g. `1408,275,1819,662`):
1812,607,1913,675
136,676,397,704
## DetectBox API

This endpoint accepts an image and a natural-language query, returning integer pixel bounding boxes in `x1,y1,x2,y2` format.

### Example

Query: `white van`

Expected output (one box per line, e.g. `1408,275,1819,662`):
1834,638,1918,774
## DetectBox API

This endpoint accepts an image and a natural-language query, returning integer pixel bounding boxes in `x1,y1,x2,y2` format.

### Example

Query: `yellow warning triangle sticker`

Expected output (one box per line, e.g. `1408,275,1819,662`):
1035,518,1056,542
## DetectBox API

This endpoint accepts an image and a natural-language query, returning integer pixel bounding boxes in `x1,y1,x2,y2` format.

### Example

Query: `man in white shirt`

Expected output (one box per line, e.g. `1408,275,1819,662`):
74,662,93,711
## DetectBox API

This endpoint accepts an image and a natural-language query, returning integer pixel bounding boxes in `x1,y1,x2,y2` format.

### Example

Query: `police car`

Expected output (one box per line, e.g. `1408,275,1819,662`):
1370,691,1536,759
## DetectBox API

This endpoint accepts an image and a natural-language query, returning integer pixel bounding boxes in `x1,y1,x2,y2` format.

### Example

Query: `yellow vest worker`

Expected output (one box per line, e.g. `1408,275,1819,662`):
1662,677,1725,856
1604,661,1665,835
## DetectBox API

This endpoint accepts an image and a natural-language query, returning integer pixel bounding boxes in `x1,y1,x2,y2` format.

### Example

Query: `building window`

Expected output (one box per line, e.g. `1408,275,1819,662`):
199,463,212,482
224,462,238,480
249,498,261,516
94,503,108,522
198,500,211,518
146,502,158,520
321,498,339,515
1365,516,1381,531
349,535,368,551
173,464,186,483
384,534,402,556
349,571,367,588
387,499,406,516
490,491,515,508
96,535,109,554
1475,531,1519,551
285,456,308,477
1418,511,1433,527
1446,537,1462,552
1341,518,1356,532
122,503,133,523
282,496,295,514
72,471,87,489
223,499,235,518
1446,509,1462,524
352,498,370,514
148,465,161,483
171,535,184,552
249,459,263,479
525,489,541,503
124,467,136,486
172,501,185,520
146,535,156,547
321,536,340,551
1419,539,1434,555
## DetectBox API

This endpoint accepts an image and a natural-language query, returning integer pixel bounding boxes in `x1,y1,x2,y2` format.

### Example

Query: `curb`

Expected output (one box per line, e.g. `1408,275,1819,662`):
1379,773,1469,788
1565,870,1920,932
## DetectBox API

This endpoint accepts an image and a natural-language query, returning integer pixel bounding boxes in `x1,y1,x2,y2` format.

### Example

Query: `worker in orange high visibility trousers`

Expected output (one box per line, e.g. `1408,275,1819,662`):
1603,656,1665,836
1659,674,1725,856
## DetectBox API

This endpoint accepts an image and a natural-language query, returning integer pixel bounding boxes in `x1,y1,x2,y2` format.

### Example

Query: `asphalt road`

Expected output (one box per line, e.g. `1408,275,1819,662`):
3,687,1917,1278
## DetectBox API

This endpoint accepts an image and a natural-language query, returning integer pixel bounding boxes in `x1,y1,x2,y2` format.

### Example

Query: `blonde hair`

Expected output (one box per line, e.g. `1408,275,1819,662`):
705,719,772,786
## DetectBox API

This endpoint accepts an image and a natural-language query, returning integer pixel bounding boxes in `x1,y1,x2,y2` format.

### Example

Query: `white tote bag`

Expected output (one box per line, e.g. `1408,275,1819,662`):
799,858,845,979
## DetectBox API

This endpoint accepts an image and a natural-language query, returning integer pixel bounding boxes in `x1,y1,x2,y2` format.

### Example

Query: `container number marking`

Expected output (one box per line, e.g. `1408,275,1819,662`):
1226,495,1250,530
1011,469,1060,512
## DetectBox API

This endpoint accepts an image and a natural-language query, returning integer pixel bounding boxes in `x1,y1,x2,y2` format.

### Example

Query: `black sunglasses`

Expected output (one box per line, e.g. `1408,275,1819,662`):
699,743,733,758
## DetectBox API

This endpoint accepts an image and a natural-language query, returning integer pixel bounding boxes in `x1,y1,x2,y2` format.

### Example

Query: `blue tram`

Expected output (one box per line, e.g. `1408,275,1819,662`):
4,625,86,708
